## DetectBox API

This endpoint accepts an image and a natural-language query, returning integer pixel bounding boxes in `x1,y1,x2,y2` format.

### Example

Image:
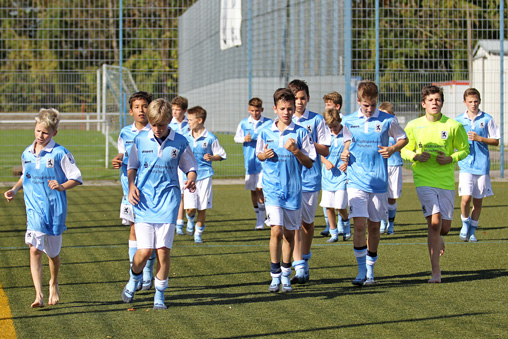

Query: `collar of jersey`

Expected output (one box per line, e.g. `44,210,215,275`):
130,123,151,132
189,128,209,140
248,116,265,124
29,138,55,154
147,128,176,141
356,108,380,119
462,110,484,121
271,119,296,132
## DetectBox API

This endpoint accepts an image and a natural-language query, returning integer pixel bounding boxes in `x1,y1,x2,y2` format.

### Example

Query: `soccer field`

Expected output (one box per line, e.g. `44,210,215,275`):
1,182,507,338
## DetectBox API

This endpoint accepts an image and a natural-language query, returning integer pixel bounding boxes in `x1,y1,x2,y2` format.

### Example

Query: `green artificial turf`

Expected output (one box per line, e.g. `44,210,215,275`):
0,182,507,338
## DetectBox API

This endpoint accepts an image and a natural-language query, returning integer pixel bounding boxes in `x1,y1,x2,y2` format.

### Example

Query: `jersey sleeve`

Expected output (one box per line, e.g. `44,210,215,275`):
255,131,266,156
487,118,501,139
316,119,331,146
400,122,416,161
388,117,407,141
178,145,198,174
127,143,140,170
342,124,352,143
60,152,83,184
211,139,227,160
233,123,245,143
117,135,126,154
300,132,317,161
451,123,469,163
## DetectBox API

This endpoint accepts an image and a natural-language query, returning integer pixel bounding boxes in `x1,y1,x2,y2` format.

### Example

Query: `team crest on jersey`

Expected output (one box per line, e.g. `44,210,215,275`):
46,158,54,168
122,207,129,215
202,141,208,149
441,131,448,140
418,142,423,149
479,121,485,129
422,205,427,213
171,148,179,159
68,154,75,164
306,125,313,133
144,162,149,168
375,124,382,132
26,173,31,179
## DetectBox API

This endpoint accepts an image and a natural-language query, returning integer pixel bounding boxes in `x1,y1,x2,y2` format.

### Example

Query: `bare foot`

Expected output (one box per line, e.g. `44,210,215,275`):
48,282,60,305
31,296,45,308
439,236,445,257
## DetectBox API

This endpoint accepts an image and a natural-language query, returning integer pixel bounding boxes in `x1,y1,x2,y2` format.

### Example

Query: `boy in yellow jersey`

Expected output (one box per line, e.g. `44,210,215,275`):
401,85,469,283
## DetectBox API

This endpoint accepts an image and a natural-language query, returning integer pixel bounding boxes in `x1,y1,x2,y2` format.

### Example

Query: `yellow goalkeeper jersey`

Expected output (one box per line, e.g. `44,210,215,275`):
401,114,469,190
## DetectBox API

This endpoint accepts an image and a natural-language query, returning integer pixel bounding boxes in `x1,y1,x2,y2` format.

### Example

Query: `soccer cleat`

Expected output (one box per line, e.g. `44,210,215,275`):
176,225,185,235
387,221,394,235
459,218,470,241
343,220,352,241
290,270,306,284
141,279,153,291
268,277,281,292
326,236,338,243
380,220,388,234
352,276,367,286
320,229,330,237
194,233,203,243
121,287,135,303
363,277,376,285
469,234,478,242
153,302,167,310
254,224,264,230
281,275,293,292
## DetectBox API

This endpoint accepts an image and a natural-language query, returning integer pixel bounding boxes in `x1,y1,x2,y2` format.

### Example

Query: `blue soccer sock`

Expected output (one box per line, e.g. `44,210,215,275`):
329,227,339,240
128,240,137,267
366,252,378,279
122,268,142,302
153,277,168,310
337,213,344,234
292,260,306,278
470,219,479,236
354,247,368,279
303,251,312,277
143,250,156,286
323,207,330,233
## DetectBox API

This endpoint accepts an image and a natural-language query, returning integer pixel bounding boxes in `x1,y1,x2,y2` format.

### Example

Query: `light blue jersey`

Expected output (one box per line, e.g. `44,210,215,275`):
343,109,406,193
293,109,331,192
117,123,151,206
455,111,500,175
255,121,317,210
234,116,273,175
21,139,83,236
169,117,191,136
387,137,404,167
321,129,347,192
185,129,227,181
127,129,197,224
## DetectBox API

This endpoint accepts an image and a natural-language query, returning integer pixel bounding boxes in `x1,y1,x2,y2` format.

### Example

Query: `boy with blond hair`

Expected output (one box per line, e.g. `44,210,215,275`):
320,108,350,243
184,106,227,243
455,88,500,242
256,88,316,292
401,85,469,283
378,101,402,235
234,97,273,229
4,108,82,308
112,91,156,290
341,81,407,285
287,79,331,284
122,98,197,309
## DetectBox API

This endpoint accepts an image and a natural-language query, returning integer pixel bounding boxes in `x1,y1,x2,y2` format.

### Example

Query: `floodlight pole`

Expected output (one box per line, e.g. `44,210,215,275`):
248,0,252,100
375,0,380,89
344,0,352,114
500,2,505,178
119,0,124,129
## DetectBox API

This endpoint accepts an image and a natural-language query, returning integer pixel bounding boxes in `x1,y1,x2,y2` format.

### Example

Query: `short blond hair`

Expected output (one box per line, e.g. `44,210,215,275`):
378,102,394,115
357,81,378,102
147,98,172,125
35,108,60,131
323,108,341,126
323,91,343,107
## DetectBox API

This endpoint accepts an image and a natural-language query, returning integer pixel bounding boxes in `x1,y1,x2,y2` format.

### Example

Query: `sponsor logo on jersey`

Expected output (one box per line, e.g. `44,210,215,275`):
142,149,154,153
350,125,360,129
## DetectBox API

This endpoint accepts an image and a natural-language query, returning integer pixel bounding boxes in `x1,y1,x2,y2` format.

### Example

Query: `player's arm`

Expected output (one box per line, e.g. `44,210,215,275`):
204,139,227,162
233,124,247,144
4,177,23,202
112,153,124,169
179,144,198,193
285,138,313,169
443,124,470,164
321,155,334,170
467,132,499,146
49,153,83,191
256,136,274,161
126,143,140,204
378,138,408,158
340,140,351,163
314,143,330,157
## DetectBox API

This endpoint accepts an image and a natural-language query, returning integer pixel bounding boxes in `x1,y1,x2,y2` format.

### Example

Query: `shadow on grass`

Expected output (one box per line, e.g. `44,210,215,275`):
214,312,492,339
383,268,507,285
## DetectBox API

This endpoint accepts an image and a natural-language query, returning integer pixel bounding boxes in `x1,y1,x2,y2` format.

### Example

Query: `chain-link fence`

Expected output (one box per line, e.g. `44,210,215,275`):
0,0,506,181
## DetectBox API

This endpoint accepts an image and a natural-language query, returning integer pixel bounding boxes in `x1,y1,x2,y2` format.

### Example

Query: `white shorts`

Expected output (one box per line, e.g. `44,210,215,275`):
178,169,185,194
184,177,213,210
458,172,494,199
245,172,263,191
347,188,388,222
25,230,62,258
265,205,301,230
416,186,455,220
120,203,134,225
301,191,319,224
320,190,348,210
387,166,403,199
135,222,176,249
